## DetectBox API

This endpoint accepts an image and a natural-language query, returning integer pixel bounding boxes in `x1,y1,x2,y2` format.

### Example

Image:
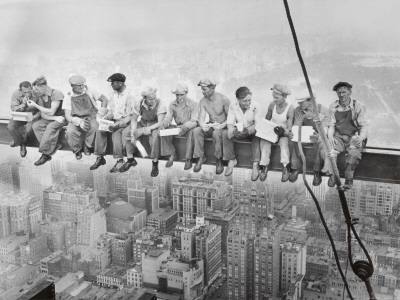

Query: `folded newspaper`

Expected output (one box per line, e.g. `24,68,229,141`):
11,111,33,122
97,118,115,132
255,119,279,143
159,127,181,137
291,125,314,143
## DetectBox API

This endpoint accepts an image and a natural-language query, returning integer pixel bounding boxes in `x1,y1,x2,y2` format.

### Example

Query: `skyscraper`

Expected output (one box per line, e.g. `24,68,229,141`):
19,158,52,202
77,205,107,248
281,242,307,293
0,162,13,193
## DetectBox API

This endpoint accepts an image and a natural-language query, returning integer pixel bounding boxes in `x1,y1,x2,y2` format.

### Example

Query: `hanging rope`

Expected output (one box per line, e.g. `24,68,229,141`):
282,0,376,299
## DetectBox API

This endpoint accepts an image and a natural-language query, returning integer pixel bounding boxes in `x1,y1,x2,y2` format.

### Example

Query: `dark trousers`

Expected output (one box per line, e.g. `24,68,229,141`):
221,131,261,162
160,126,194,160
94,124,127,159
32,119,66,155
193,127,224,159
123,124,161,159
290,141,322,172
66,118,98,153
7,120,34,146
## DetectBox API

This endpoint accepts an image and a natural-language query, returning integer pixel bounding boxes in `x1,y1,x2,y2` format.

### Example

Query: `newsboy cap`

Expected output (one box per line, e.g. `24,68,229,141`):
171,83,188,94
332,82,352,91
198,78,217,87
107,73,126,83
69,75,86,85
296,96,312,103
271,83,291,96
141,87,157,97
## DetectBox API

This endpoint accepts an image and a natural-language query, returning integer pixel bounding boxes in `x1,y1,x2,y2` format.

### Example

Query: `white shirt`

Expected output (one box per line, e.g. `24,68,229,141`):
108,88,136,120
226,101,260,128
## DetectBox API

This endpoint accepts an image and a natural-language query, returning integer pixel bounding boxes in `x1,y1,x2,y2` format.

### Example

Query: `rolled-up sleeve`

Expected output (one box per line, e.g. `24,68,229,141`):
226,104,236,126
11,90,22,112
132,98,141,116
62,95,72,110
164,104,174,125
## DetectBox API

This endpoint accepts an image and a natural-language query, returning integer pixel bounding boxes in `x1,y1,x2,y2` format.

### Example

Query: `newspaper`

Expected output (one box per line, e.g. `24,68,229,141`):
10,111,33,122
97,118,115,132
255,119,279,143
159,127,181,137
291,125,314,143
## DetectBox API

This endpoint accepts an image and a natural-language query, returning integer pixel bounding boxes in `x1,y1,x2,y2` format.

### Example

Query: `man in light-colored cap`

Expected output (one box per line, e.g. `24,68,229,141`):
258,83,294,182
120,86,167,177
160,83,198,169
27,76,66,166
63,75,109,160
90,73,136,172
288,95,329,185
193,78,230,174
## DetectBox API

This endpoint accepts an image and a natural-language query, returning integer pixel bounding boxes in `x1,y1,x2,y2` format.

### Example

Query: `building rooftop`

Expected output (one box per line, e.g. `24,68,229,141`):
106,200,141,220
147,209,177,221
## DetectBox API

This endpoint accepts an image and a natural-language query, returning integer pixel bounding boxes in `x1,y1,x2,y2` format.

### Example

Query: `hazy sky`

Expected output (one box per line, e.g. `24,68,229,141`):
1,0,400,63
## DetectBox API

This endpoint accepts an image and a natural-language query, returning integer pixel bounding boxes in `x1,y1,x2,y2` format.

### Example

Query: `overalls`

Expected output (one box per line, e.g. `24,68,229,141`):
66,93,99,153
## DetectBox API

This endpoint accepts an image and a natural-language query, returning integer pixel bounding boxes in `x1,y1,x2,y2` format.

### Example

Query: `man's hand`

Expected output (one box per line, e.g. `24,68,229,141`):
351,133,362,148
25,113,33,122
54,116,65,124
310,131,320,143
102,111,113,121
134,127,151,139
201,124,211,132
234,127,249,139
159,120,169,130
328,136,337,147
178,123,190,136
109,121,120,133
79,119,90,131
227,127,236,139
287,130,294,139
97,107,108,118
27,100,37,108
210,122,222,130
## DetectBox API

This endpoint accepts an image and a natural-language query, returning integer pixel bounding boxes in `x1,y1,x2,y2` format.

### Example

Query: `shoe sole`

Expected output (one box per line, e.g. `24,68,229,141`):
90,160,106,170
34,156,52,166
119,161,138,173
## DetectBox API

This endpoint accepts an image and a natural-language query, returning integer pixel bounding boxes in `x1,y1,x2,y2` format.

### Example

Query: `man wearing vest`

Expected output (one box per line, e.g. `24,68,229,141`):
90,73,136,172
259,83,294,182
120,86,167,177
321,82,368,189
27,76,66,166
288,96,329,185
159,83,198,170
63,75,109,160
8,81,41,158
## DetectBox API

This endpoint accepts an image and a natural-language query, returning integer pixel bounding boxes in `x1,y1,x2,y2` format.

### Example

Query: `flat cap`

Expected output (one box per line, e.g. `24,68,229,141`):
69,75,86,85
332,81,352,91
171,83,188,94
141,86,157,97
271,83,291,96
33,76,47,86
107,73,126,83
296,96,312,103
198,78,217,87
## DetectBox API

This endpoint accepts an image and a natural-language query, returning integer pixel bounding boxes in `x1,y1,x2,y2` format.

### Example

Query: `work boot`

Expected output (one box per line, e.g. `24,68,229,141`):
110,159,125,173
216,158,224,175
289,169,300,183
225,159,237,176
151,161,159,177
20,144,27,158
90,156,106,170
312,171,322,186
83,144,92,156
75,149,83,160
34,154,52,166
193,157,206,173
184,159,193,170
259,165,268,182
10,141,17,147
251,163,260,181
119,158,138,173
328,174,336,187
344,179,353,190
281,166,290,182
165,153,176,168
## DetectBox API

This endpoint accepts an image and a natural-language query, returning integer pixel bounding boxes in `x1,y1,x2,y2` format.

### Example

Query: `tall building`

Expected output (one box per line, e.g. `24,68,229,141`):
19,234,48,264
232,168,250,197
146,208,178,233
195,221,222,285
39,220,72,251
152,171,171,199
76,205,107,248
0,191,42,237
19,158,52,202
171,176,231,223
111,234,133,267
127,178,159,214
281,242,307,293
253,227,281,299
227,228,254,300
0,162,13,193
181,224,197,263
238,181,273,235
43,184,98,221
